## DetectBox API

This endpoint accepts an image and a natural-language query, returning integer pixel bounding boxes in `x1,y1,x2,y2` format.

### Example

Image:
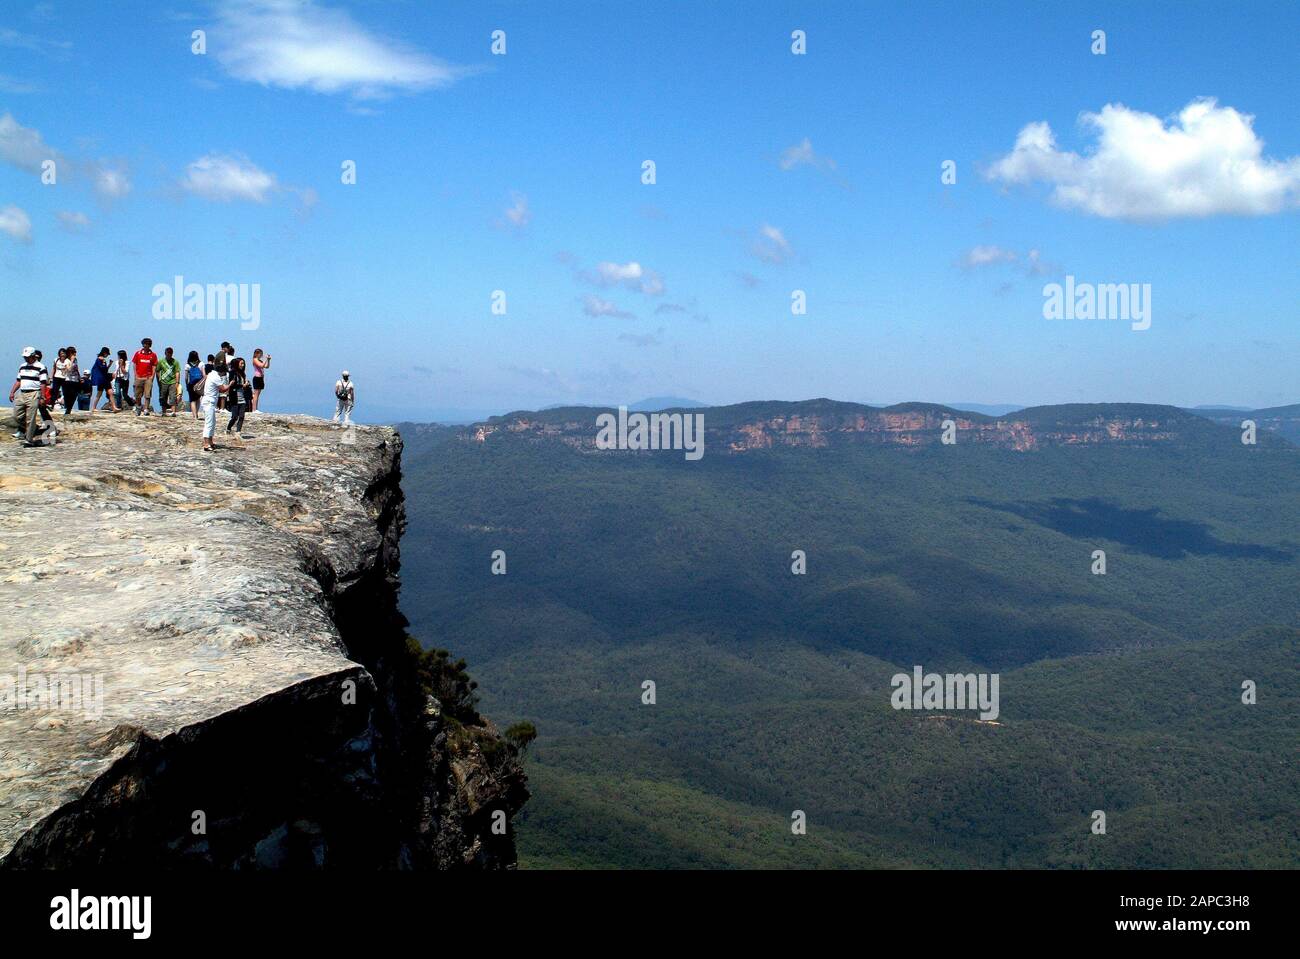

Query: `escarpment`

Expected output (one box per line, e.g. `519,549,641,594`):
467,400,1291,453
0,412,527,869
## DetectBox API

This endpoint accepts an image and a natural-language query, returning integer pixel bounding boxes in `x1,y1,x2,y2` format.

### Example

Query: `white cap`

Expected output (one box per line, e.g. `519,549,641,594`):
21,346,35,358
341,370,349,377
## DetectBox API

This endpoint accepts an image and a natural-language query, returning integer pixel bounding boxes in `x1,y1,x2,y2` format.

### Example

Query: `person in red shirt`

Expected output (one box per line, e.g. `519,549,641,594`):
131,337,159,416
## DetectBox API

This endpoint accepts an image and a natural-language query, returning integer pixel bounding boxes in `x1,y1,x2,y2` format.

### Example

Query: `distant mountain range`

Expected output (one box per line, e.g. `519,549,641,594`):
1183,404,1300,445
459,399,1296,453
387,400,1300,445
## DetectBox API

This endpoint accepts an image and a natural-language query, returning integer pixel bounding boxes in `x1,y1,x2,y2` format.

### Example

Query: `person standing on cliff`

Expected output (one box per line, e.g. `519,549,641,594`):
225,357,248,437
130,338,159,416
58,347,82,418
156,347,181,417
50,348,68,413
250,348,269,412
199,359,230,453
333,371,354,426
184,351,204,420
216,342,234,410
90,347,117,412
112,350,131,411
9,347,48,446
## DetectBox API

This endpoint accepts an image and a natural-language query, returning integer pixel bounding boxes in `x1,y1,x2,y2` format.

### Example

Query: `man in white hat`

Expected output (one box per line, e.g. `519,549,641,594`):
333,370,355,426
8,347,48,446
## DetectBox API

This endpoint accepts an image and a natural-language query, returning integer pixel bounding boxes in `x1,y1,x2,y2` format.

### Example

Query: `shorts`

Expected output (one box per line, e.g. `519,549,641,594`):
252,376,265,390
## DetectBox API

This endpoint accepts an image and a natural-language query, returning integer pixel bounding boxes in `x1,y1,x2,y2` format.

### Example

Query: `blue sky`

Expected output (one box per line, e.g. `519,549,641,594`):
2,0,1298,421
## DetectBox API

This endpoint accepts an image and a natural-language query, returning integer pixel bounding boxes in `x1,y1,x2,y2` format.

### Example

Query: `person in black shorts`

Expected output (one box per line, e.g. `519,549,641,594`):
251,348,270,412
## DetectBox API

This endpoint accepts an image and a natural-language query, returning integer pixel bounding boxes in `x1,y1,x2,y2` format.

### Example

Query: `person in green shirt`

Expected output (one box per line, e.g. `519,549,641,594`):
156,347,182,417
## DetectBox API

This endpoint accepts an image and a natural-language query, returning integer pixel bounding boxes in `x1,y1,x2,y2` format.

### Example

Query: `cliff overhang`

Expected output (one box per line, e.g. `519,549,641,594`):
0,412,526,868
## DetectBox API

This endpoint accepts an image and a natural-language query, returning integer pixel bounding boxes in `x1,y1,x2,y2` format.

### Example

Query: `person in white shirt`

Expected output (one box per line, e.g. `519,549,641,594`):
333,371,355,426
199,361,229,452
9,347,48,446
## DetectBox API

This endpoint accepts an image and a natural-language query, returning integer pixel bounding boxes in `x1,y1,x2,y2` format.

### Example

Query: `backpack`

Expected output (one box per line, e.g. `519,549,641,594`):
187,364,203,388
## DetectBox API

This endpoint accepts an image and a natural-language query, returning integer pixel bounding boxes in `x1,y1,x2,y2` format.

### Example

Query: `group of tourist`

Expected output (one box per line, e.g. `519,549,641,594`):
11,340,359,450
8,339,273,451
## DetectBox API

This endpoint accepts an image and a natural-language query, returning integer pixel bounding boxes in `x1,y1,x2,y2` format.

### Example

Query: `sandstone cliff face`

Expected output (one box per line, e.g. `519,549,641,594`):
0,412,526,869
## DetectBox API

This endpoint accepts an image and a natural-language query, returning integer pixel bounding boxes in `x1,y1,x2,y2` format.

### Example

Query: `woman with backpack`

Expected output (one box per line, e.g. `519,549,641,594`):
184,351,205,420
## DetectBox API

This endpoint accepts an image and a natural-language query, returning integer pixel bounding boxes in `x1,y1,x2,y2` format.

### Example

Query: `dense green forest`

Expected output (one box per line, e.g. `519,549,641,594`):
396,406,1299,868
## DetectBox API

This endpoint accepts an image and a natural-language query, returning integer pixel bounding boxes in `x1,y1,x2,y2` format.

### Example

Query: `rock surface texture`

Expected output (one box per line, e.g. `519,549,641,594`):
0,411,527,869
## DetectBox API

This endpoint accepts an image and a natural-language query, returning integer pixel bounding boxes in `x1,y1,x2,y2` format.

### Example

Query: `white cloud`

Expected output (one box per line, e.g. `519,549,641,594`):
1023,248,1057,276
751,223,793,264
0,113,131,198
502,191,530,229
779,137,836,172
180,153,277,202
56,210,89,232
957,245,1060,277
212,0,476,100
0,111,58,172
0,205,33,243
582,260,665,296
582,294,635,319
94,164,131,199
960,245,1017,268
986,98,1300,219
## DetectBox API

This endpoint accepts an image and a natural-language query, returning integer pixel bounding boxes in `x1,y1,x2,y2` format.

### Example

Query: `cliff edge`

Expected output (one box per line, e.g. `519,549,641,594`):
0,412,527,869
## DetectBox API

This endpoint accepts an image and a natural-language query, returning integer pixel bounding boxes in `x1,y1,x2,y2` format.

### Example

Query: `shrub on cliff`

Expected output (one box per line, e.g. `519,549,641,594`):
404,636,480,725
504,721,538,752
